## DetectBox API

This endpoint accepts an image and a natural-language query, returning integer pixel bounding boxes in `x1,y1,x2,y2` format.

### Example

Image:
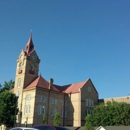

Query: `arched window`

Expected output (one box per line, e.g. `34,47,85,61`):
30,65,34,71
25,104,31,114
38,105,46,115
25,105,28,114
16,91,20,97
28,105,31,114
17,78,21,88
19,64,22,70
51,108,54,116
42,106,45,115
55,99,58,105
26,95,31,102
43,96,46,103
38,105,41,115
51,98,54,104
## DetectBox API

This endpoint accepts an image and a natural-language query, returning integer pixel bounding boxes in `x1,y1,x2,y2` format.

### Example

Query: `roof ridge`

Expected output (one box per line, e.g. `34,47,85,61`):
36,76,41,87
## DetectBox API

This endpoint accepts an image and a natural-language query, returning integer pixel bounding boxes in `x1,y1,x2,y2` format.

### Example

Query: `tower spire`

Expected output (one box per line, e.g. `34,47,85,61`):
25,31,34,55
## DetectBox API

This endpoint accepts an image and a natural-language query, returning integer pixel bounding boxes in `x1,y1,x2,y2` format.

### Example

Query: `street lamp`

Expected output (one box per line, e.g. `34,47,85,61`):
24,117,28,127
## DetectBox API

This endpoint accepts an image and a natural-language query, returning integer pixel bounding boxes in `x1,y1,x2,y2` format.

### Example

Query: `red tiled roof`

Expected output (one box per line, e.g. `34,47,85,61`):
24,75,68,93
58,78,98,94
23,75,97,94
63,81,87,93
24,75,49,90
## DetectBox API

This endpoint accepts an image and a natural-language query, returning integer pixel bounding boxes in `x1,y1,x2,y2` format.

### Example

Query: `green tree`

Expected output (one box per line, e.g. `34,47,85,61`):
0,90,18,127
84,101,130,130
0,80,14,93
0,84,2,91
84,115,93,130
43,115,47,124
53,113,60,126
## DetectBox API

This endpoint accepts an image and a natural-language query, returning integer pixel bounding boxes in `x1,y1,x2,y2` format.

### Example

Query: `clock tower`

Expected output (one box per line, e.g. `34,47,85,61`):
14,34,40,123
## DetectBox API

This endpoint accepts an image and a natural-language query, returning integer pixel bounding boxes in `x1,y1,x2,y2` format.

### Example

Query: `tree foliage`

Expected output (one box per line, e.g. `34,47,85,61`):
43,115,47,124
0,90,18,127
84,101,130,130
53,113,60,126
0,80,14,93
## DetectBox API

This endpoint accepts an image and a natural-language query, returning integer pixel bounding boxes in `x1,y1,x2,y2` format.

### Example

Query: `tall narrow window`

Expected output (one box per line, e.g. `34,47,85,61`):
19,64,22,70
39,96,42,102
86,99,88,106
30,65,34,71
25,105,28,114
25,105,31,114
89,99,91,107
16,91,20,97
60,109,63,117
55,108,57,113
65,101,67,106
88,110,91,115
51,98,54,104
43,97,46,103
38,105,41,115
91,100,94,107
55,99,58,105
42,106,45,115
51,108,54,116
18,78,21,88
64,110,67,117
86,110,88,116
26,95,31,102
28,105,31,114
61,100,64,106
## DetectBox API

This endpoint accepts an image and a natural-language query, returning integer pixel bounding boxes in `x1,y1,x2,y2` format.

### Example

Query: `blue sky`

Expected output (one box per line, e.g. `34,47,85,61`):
0,0,130,99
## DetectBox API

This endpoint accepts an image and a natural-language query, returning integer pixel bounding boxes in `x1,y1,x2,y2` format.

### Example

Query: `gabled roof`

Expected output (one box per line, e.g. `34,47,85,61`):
24,76,95,94
12,74,97,95
24,75,49,90
62,80,87,94
61,78,98,94
24,75,65,93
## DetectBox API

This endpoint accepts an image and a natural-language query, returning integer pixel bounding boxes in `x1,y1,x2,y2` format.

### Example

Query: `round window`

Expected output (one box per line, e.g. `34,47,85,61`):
88,87,91,92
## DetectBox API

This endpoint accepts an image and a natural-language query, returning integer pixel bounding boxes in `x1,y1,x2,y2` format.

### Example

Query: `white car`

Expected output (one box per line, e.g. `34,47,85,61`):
10,127,38,130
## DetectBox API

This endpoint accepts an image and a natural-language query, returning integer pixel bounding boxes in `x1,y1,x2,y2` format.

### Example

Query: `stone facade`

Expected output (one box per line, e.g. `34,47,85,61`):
12,35,99,127
99,96,130,104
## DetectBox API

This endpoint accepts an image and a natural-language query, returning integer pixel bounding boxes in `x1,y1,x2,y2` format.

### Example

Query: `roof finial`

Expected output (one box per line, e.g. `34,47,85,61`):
30,29,32,38
39,72,41,76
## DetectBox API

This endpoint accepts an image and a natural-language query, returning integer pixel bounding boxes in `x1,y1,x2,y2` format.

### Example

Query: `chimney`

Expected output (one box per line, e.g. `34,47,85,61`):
49,78,54,90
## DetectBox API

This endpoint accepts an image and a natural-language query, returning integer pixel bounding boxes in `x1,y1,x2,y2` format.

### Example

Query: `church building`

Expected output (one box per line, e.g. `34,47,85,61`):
12,35,99,127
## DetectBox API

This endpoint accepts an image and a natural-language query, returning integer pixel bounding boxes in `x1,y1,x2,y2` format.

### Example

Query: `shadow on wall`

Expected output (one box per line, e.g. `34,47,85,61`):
66,93,74,126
